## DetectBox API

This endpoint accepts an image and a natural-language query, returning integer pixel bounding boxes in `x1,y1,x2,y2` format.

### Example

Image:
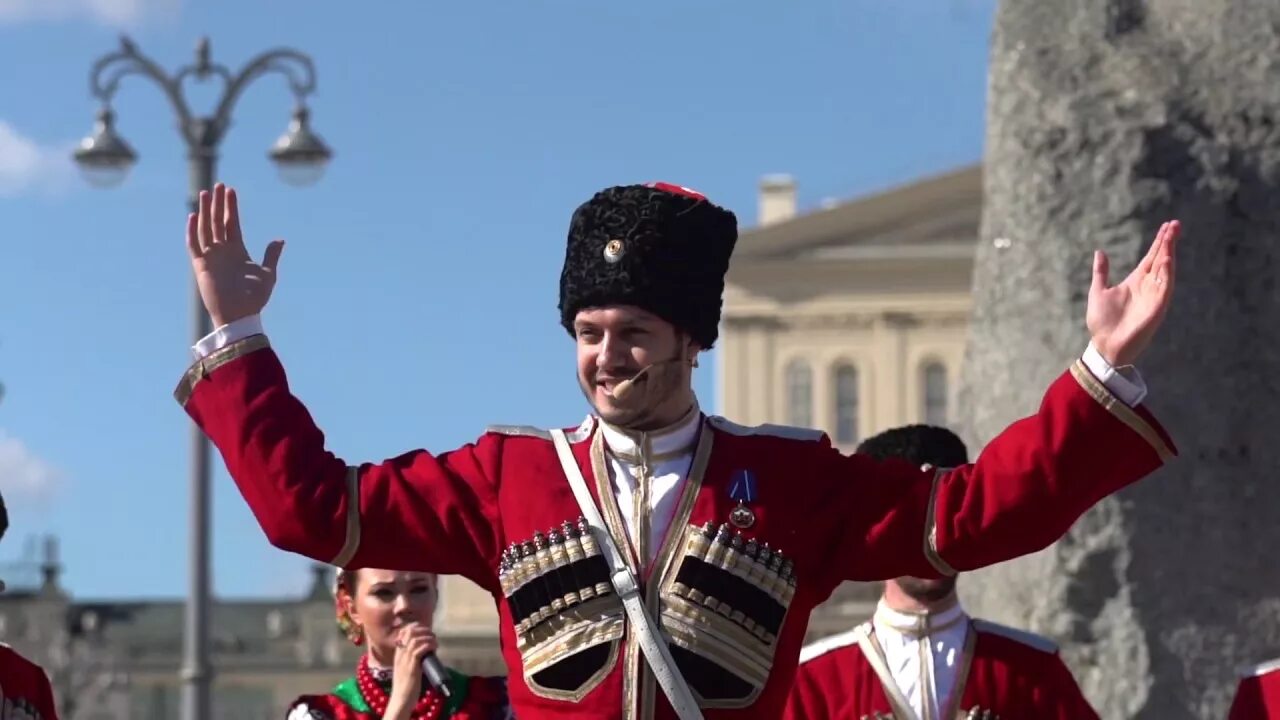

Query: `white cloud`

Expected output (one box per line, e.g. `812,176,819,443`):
0,430,62,507
0,122,75,199
0,0,177,26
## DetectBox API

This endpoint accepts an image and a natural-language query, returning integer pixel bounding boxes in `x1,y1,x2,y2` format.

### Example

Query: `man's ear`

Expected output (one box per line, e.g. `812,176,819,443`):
686,338,704,367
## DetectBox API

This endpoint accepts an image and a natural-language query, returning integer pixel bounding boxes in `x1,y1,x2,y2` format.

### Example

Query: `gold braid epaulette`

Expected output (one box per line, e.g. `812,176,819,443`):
173,334,272,407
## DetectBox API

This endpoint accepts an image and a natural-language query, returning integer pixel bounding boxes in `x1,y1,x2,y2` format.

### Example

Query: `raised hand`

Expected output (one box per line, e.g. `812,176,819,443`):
1086,220,1180,367
186,183,285,328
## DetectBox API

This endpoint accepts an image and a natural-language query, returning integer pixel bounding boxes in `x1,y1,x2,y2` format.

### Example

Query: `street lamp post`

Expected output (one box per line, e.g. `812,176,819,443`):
74,36,333,720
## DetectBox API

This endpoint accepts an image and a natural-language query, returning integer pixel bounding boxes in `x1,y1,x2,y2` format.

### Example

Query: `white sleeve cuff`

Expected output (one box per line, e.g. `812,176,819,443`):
1082,342,1147,407
191,314,265,360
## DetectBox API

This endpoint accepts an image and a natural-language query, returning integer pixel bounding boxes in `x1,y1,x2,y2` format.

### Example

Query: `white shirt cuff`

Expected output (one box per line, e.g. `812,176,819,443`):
1082,342,1147,407
191,314,265,360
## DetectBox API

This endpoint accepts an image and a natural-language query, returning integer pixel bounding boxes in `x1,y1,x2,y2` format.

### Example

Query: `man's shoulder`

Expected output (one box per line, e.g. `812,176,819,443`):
797,623,870,666
484,417,594,443
483,415,830,446
0,642,34,664
0,642,49,679
1239,656,1280,680
971,618,1060,655
706,415,828,444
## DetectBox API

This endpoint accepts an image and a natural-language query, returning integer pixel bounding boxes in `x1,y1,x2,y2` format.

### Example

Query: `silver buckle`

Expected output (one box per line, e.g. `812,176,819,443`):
612,568,640,599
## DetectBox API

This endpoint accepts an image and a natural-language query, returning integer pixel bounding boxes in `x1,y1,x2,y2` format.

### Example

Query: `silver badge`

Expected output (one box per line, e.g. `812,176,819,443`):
603,239,625,263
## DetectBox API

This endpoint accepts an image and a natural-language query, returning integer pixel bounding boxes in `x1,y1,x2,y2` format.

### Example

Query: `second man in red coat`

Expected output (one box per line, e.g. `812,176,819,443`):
785,424,1100,720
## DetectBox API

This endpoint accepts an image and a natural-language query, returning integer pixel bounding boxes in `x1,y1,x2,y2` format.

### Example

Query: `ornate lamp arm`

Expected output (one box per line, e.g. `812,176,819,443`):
88,36,197,145
214,47,320,124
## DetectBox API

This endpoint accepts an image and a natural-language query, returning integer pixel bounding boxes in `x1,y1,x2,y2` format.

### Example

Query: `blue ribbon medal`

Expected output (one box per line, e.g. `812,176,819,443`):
728,469,758,529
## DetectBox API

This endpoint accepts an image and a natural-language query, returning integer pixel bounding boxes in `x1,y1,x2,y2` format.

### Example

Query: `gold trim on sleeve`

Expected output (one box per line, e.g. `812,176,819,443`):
329,466,362,567
923,468,958,577
173,334,272,407
1069,360,1174,462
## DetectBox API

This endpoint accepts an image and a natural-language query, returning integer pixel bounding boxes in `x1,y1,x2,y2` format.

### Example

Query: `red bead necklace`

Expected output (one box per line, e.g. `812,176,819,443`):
356,654,445,719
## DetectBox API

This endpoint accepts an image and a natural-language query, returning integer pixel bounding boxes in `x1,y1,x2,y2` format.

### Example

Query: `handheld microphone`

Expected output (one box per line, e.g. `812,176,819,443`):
422,653,451,697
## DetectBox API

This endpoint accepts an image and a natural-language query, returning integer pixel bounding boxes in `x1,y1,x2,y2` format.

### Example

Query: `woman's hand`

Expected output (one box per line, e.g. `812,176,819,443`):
384,623,440,720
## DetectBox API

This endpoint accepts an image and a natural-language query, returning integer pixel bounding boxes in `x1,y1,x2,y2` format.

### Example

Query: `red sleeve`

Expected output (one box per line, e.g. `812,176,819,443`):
175,337,502,589
1229,676,1270,720
822,361,1175,583
34,668,58,720
781,665,832,720
455,676,509,719
0,648,60,720
1033,653,1101,720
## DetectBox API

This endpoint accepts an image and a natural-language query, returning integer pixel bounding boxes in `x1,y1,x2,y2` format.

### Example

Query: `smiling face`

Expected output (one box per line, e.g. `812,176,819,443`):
574,305,700,430
342,569,438,659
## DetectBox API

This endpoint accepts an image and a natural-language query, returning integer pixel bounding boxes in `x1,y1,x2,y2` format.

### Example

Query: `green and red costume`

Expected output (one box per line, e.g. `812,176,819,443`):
286,655,510,720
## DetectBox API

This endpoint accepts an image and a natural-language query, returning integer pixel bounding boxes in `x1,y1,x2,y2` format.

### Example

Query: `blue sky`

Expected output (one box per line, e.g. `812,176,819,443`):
0,0,995,600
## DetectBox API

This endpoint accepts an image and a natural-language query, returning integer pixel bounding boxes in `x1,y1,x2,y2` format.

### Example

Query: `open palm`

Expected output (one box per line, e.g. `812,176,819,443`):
186,184,285,328
1086,220,1180,367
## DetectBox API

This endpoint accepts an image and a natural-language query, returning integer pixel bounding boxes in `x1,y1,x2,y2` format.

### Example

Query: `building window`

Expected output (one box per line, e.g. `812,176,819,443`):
834,364,859,444
266,610,284,638
923,362,948,426
785,359,813,427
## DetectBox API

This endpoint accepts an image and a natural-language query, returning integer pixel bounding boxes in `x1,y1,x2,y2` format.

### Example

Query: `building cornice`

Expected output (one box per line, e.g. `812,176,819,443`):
724,309,970,332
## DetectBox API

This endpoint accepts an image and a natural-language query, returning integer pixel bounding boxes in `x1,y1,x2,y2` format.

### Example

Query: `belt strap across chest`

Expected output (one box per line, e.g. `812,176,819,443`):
550,428,705,720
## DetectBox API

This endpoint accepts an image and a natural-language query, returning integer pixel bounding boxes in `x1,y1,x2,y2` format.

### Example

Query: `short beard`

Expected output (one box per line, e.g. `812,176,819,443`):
895,576,958,605
579,357,691,430
579,374,657,428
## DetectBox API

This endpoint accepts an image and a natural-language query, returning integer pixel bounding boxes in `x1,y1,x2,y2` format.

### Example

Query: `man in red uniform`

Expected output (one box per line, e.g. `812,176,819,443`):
175,181,1179,720
0,492,61,719
1229,658,1280,719
784,425,1099,720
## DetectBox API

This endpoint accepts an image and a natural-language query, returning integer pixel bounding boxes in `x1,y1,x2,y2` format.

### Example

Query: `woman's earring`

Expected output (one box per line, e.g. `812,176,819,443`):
336,601,365,646
339,615,365,646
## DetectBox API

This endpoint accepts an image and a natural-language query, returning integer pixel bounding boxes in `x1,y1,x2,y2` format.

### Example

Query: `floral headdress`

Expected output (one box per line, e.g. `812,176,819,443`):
333,568,363,645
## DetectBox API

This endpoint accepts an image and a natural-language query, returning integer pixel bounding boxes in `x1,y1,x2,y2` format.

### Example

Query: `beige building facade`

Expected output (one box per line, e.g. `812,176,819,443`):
719,165,981,636
719,164,980,449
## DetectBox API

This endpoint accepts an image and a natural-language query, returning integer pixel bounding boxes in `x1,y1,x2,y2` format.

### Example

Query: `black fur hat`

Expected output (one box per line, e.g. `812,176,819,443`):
558,182,737,349
855,424,970,469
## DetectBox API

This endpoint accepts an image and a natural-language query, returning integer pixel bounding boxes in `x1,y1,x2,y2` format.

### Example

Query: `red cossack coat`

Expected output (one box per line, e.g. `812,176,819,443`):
784,620,1100,719
175,336,1175,720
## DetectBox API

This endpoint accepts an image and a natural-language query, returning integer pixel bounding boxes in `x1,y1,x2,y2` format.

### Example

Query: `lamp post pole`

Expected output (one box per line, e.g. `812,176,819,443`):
74,36,333,720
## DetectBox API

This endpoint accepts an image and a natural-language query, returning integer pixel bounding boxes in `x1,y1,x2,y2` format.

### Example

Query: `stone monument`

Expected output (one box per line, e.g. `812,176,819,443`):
957,1,1280,718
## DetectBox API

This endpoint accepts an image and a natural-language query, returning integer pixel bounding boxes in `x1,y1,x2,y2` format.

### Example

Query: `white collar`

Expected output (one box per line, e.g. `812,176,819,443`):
873,594,967,638
597,403,701,465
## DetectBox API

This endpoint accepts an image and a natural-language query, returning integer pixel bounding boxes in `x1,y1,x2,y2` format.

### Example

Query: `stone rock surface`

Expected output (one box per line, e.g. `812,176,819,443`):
956,1,1280,718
